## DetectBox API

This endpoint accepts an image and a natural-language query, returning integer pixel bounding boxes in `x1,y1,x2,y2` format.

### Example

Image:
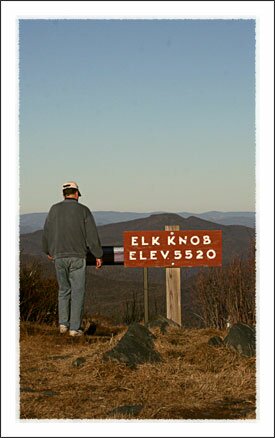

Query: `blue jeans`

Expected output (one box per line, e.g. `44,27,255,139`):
54,257,86,331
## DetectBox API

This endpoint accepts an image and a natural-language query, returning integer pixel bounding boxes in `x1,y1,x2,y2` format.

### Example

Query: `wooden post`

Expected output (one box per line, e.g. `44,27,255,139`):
165,225,182,325
143,267,149,324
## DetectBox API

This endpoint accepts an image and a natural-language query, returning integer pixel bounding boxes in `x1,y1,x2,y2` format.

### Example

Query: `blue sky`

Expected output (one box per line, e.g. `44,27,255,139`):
19,19,255,214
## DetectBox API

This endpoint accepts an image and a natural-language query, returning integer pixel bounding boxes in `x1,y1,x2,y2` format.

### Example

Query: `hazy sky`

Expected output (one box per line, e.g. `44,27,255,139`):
19,19,255,214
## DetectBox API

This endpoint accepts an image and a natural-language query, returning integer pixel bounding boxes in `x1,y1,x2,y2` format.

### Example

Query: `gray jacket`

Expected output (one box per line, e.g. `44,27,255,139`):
42,198,103,259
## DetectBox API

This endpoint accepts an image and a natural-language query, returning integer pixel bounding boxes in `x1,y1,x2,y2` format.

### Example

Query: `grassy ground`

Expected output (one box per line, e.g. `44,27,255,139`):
19,319,256,420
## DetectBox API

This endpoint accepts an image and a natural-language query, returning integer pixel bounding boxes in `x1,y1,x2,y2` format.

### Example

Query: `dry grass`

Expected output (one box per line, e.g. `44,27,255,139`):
20,321,256,420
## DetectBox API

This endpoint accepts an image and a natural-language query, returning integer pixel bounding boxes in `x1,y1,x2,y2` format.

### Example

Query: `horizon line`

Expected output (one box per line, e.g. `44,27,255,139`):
20,209,256,215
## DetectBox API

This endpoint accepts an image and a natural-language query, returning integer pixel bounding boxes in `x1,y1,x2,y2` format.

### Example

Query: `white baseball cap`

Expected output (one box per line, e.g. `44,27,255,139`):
62,181,81,196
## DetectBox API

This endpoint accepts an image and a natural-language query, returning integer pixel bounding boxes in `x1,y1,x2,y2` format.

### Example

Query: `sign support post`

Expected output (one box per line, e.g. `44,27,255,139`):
143,267,149,324
123,228,222,327
165,225,182,326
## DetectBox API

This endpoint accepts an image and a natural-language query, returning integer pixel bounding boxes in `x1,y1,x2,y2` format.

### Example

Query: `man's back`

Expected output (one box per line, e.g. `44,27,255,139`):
42,199,103,259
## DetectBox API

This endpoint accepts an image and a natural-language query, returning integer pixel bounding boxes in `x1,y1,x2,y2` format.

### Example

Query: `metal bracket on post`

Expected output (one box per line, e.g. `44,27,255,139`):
143,267,149,324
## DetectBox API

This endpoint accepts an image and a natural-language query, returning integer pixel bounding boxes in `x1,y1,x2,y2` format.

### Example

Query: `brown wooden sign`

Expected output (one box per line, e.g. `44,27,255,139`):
124,230,222,268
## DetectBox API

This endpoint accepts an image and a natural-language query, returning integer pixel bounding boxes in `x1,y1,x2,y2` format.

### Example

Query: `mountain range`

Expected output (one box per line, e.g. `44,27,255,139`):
20,213,254,265
20,210,255,234
19,213,255,324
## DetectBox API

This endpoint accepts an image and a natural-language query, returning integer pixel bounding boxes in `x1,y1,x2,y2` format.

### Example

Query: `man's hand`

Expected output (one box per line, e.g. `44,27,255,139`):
47,255,54,261
96,258,103,269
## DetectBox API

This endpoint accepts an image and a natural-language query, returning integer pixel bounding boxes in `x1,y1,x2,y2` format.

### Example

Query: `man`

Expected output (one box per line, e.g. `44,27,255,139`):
42,181,103,336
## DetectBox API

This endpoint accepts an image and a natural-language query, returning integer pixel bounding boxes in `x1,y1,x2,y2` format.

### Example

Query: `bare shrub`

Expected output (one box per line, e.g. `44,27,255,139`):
122,290,144,324
191,249,256,329
20,261,58,324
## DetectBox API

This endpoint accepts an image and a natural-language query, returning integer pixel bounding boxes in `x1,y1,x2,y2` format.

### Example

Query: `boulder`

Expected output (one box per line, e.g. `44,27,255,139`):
103,322,162,367
72,357,86,367
146,315,181,334
21,387,36,393
84,321,97,336
41,390,59,397
224,323,256,357
208,336,224,347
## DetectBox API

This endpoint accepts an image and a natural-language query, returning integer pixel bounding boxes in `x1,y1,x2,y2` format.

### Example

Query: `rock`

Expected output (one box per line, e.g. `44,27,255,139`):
42,390,58,397
224,323,256,357
84,321,97,336
21,387,36,393
146,315,180,334
103,322,162,367
72,357,86,367
107,404,143,417
208,336,224,347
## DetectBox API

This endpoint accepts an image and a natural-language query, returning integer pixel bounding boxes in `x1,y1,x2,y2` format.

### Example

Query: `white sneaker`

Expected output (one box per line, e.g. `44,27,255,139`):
69,330,84,337
59,325,69,334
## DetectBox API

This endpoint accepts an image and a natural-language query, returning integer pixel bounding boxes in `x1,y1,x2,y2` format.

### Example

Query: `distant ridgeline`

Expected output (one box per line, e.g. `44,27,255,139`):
20,213,255,267
20,211,255,234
